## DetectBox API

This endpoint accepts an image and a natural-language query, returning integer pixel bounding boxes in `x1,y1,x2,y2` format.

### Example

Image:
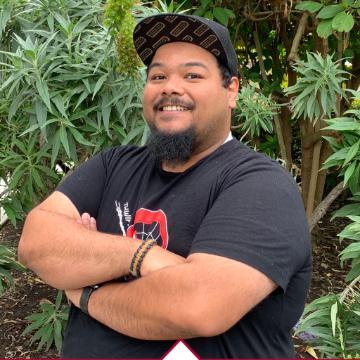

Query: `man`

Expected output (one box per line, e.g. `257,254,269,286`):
18,13,311,358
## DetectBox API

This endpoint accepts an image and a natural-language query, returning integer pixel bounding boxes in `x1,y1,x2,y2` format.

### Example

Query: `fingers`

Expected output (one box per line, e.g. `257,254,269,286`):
77,213,97,231
90,216,97,231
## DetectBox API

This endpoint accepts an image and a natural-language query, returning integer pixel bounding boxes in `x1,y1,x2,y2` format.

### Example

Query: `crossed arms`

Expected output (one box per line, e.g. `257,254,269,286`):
18,191,276,340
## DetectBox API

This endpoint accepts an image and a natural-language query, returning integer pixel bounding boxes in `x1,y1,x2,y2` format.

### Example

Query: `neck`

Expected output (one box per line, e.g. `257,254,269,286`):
161,132,230,173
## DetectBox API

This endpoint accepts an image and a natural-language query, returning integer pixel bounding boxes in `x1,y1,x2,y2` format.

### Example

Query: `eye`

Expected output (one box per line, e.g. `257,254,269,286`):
185,73,202,79
149,74,166,81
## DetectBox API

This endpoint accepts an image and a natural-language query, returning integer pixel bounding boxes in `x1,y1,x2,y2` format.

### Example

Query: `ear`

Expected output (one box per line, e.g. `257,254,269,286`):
227,77,239,109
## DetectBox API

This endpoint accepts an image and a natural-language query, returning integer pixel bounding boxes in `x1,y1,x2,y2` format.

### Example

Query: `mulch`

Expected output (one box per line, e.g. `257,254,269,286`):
0,196,352,358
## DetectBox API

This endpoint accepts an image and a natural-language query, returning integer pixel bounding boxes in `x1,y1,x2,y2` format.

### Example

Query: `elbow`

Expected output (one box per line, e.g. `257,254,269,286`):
18,208,49,274
18,209,37,268
180,299,235,338
186,314,230,338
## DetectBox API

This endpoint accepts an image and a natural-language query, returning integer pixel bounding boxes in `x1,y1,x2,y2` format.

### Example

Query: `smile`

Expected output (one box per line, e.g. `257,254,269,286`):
160,105,189,111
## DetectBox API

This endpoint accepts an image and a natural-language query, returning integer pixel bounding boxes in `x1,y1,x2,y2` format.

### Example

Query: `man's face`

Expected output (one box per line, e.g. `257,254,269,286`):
143,42,238,157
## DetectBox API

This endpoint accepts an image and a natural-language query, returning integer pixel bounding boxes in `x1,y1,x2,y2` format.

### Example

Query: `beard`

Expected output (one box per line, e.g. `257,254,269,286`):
146,125,196,166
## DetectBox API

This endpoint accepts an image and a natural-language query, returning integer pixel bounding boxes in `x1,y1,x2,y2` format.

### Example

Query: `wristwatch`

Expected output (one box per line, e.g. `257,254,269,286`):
79,285,99,315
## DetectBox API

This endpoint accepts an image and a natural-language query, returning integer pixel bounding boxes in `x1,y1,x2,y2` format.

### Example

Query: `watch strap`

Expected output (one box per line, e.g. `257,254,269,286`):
79,286,98,315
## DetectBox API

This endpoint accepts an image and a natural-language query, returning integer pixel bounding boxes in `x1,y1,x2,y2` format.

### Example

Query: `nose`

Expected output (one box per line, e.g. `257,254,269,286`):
161,76,184,96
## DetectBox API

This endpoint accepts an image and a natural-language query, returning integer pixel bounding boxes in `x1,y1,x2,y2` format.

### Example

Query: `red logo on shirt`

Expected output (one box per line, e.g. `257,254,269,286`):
126,208,168,249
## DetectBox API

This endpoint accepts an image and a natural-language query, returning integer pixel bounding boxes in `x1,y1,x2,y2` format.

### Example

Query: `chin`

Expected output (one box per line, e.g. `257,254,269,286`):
152,124,193,136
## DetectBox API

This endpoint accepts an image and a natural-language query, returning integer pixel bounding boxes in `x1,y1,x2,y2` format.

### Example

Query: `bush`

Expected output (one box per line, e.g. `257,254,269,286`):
0,0,146,224
0,244,25,294
22,290,69,352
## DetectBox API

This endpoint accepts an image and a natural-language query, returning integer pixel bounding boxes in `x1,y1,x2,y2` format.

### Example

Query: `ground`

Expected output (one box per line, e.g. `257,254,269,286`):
0,197,351,359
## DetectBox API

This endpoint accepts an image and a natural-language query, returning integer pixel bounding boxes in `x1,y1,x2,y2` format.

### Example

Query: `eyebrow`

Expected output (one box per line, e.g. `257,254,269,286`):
148,61,210,71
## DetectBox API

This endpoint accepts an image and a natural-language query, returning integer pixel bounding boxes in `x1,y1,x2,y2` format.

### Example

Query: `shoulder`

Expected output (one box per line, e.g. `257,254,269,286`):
213,140,297,193
98,145,152,171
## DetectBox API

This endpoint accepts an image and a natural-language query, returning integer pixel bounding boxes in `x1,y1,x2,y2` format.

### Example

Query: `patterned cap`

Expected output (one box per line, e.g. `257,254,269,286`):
133,13,238,77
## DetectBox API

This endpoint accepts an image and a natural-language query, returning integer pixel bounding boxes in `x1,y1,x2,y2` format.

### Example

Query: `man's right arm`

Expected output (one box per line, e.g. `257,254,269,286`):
18,191,184,290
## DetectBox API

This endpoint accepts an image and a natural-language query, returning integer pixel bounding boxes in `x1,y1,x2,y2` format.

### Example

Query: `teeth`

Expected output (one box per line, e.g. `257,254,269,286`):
162,105,188,111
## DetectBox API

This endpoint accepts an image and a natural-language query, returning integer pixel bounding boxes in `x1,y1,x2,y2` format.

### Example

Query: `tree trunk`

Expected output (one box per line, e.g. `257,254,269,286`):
300,119,314,205
280,105,293,171
314,135,333,208
306,121,322,222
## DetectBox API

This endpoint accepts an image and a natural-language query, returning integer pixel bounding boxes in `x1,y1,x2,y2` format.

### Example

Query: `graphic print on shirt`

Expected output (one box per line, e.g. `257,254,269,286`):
115,201,132,236
126,208,169,249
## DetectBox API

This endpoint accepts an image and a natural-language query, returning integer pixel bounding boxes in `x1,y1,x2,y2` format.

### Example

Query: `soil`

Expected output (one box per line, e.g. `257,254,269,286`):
0,197,352,359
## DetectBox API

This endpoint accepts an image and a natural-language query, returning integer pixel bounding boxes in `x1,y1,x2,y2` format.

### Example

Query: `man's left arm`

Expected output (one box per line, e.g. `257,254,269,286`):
66,252,276,340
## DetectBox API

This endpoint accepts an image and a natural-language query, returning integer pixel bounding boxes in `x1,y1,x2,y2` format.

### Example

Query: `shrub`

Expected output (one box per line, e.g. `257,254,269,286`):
0,0,146,224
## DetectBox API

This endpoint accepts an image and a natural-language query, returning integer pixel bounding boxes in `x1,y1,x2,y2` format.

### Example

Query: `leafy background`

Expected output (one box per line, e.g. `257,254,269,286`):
0,0,359,357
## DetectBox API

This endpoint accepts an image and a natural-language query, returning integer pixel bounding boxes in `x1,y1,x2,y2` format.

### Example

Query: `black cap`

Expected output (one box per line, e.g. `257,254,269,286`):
133,13,238,77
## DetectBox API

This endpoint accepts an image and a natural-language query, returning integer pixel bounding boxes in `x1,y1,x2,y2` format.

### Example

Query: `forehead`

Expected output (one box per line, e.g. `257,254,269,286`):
150,42,219,68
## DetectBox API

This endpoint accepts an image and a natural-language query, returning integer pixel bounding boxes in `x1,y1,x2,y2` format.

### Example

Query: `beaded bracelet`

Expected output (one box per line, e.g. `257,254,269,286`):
129,239,157,278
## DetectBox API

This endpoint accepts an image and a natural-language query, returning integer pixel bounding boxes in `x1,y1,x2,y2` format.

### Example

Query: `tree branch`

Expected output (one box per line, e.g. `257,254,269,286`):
253,23,268,82
274,112,289,168
288,12,308,63
309,181,345,232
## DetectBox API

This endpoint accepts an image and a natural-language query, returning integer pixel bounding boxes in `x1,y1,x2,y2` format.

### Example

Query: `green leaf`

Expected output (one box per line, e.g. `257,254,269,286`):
344,161,357,186
317,4,343,19
344,141,360,166
324,121,359,131
36,79,51,111
31,168,45,191
35,99,48,129
59,126,70,158
201,0,212,8
52,95,68,120
2,204,17,227
295,1,323,12
317,20,333,38
213,7,234,26
331,203,360,220
20,124,41,137
51,130,61,168
68,127,93,146
92,75,107,100
330,302,338,336
54,319,63,351
332,11,355,32
349,163,360,195
204,10,213,20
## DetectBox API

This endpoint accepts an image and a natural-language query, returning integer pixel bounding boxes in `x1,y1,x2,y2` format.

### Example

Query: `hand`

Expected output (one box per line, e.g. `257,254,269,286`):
141,246,185,276
77,212,97,231
65,288,83,308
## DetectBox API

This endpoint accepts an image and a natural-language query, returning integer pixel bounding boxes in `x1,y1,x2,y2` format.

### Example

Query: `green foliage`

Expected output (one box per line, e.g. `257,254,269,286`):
103,0,134,34
153,0,190,14
300,90,360,357
338,214,360,281
104,0,142,76
285,52,347,122
295,0,359,38
193,0,235,26
234,84,277,138
296,289,360,358
0,0,146,222
22,290,69,352
0,244,25,295
322,92,360,194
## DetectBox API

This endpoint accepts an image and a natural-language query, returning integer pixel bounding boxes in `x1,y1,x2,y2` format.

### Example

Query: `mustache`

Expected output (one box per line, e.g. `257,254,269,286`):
153,97,194,111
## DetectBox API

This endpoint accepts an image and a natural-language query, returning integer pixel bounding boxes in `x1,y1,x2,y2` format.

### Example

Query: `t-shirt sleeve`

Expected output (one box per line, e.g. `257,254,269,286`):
56,151,108,217
189,162,310,292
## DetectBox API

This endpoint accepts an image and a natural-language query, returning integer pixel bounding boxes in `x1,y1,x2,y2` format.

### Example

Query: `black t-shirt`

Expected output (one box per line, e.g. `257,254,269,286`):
58,139,311,358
